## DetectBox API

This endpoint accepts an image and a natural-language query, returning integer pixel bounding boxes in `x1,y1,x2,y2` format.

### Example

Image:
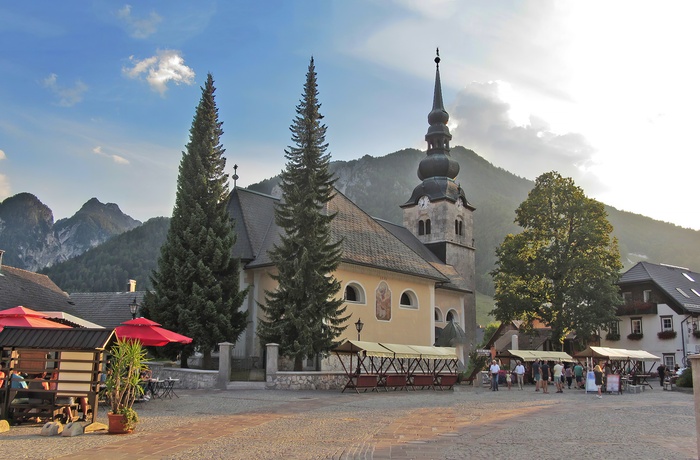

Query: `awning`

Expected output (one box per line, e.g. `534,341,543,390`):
333,341,457,359
333,340,394,357
574,346,660,361
505,350,576,362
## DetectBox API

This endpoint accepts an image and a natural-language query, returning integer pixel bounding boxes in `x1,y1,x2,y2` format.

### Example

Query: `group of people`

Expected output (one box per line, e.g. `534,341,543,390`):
487,358,607,396
1,361,90,423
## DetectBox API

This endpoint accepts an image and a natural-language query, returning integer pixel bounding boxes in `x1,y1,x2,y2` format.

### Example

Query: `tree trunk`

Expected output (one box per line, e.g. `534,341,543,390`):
294,355,303,371
180,351,189,368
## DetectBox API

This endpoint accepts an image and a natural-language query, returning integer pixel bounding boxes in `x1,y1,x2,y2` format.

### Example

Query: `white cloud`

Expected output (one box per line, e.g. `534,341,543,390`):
92,146,130,165
123,50,195,95
116,4,162,39
0,149,6,160
41,74,88,107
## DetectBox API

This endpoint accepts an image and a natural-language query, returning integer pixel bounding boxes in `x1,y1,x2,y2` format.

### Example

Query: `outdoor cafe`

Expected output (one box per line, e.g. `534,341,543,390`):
575,345,660,391
333,340,460,393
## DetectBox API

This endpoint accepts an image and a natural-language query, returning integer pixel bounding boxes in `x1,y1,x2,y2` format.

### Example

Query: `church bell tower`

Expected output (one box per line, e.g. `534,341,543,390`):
401,50,475,291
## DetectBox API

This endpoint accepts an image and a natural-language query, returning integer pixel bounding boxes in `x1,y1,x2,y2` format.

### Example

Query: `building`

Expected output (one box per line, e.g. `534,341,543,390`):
600,261,700,369
229,53,477,364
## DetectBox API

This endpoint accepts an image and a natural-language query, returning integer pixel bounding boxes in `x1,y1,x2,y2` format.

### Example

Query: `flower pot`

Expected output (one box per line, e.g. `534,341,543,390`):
108,412,133,434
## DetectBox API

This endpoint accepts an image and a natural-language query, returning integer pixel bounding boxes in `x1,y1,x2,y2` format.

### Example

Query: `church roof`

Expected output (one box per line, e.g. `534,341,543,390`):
230,187,449,282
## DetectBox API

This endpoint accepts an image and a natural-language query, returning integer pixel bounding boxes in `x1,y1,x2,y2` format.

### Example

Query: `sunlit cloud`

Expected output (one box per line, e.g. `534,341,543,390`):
123,50,195,95
0,149,6,160
41,74,88,107
116,4,162,39
92,146,130,165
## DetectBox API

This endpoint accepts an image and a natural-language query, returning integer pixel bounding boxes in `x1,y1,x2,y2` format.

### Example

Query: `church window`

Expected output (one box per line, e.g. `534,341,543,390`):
446,309,458,323
434,307,443,322
455,220,458,234
399,290,418,309
418,220,425,235
344,283,366,304
425,219,431,234
455,219,464,236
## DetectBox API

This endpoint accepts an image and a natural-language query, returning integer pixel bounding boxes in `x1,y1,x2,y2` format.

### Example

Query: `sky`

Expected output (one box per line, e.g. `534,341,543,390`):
1,1,699,230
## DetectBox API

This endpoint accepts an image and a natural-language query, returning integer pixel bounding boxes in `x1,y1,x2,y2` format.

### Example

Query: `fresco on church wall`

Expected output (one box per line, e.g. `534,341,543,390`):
375,281,392,321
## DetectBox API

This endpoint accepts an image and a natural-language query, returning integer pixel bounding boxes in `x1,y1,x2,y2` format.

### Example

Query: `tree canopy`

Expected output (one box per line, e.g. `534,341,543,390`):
142,74,247,368
257,57,348,370
491,171,622,345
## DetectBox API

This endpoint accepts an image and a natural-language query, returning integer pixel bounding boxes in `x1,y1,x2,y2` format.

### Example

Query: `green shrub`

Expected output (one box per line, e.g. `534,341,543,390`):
677,367,693,387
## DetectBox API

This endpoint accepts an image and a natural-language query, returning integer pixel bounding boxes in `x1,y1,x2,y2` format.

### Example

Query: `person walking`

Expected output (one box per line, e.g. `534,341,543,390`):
489,359,500,391
574,362,584,389
541,360,551,394
514,360,525,390
532,359,541,392
658,363,666,388
593,363,604,398
564,364,573,389
553,361,564,393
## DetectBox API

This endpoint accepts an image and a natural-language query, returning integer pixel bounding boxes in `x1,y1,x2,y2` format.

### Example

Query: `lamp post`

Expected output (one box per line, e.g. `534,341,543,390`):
355,318,364,341
129,297,139,320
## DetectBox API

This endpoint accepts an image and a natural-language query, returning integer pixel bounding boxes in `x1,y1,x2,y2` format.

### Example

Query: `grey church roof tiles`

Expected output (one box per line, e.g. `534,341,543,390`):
232,187,449,282
69,291,147,329
0,265,79,315
619,261,700,313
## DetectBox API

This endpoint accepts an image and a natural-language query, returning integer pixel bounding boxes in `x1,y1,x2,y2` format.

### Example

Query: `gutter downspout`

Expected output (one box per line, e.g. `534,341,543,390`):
682,314,692,366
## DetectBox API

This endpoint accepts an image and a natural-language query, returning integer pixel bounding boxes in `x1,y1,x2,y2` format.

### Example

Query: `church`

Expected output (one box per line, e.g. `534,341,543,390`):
228,53,477,365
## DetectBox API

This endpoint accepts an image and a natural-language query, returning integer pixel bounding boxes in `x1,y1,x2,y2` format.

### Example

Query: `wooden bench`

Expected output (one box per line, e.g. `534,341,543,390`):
342,374,379,393
380,374,408,391
6,388,96,423
410,374,435,390
435,374,458,390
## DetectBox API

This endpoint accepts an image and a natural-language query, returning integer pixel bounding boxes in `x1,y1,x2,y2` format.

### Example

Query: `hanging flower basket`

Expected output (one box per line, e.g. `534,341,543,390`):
657,330,677,340
605,332,620,341
627,333,644,341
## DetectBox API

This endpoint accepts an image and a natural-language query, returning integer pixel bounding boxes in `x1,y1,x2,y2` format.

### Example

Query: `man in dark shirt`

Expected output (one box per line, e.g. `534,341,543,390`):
532,360,541,392
541,361,550,394
658,364,666,388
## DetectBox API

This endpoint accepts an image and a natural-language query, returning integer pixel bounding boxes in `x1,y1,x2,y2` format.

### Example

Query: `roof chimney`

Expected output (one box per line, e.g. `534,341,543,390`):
128,279,136,292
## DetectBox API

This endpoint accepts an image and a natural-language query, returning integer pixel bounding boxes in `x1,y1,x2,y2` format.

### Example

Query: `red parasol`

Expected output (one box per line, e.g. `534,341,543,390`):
0,306,72,331
115,317,193,347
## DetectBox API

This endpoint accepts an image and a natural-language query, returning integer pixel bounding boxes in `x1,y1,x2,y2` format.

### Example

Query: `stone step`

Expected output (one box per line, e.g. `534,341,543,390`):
226,381,267,390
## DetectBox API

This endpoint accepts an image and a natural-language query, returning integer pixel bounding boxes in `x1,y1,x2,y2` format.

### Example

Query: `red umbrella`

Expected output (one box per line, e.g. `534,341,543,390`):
0,306,72,331
115,317,193,347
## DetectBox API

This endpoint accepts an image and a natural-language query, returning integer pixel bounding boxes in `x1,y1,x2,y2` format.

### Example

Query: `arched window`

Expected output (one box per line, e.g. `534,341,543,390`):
455,220,459,234
418,220,425,236
434,307,443,322
399,290,419,309
344,282,366,304
446,309,458,323
425,219,431,235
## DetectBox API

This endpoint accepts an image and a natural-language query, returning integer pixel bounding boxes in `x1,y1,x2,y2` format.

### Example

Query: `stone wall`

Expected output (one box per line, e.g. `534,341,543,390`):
149,362,218,389
266,371,348,390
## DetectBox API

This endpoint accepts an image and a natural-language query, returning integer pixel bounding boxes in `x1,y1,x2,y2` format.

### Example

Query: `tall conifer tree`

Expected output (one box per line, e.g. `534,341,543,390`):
257,58,347,370
143,74,247,368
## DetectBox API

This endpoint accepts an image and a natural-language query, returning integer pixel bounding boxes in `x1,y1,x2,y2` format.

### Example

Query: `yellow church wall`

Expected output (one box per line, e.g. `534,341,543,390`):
434,290,465,327
246,263,437,348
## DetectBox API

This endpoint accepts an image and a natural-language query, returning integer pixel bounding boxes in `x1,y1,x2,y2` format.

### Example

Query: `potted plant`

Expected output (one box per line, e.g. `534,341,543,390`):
104,338,149,433
657,330,677,340
605,332,620,341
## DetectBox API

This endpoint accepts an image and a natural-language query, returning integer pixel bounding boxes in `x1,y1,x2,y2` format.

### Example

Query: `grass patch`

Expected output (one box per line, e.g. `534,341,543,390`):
476,291,495,327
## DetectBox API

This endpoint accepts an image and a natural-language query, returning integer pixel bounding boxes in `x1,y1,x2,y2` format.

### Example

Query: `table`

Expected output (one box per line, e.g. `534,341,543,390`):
159,378,180,399
632,374,653,390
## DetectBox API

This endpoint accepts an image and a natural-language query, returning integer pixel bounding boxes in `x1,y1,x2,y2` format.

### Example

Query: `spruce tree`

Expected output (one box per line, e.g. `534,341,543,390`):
257,58,347,371
142,74,247,368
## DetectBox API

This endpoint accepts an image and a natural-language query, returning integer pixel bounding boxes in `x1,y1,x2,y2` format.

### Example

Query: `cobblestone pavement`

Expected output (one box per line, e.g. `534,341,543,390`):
2,384,697,460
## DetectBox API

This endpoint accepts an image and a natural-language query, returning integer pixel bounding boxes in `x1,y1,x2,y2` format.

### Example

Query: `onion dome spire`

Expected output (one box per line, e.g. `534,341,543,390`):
418,48,459,181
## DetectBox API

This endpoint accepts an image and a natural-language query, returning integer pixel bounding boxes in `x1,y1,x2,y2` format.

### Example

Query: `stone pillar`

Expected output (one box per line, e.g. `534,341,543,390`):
218,342,233,389
266,343,279,383
690,353,700,458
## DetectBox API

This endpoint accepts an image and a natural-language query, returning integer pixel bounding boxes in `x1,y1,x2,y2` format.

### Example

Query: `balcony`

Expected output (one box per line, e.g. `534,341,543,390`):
616,301,657,316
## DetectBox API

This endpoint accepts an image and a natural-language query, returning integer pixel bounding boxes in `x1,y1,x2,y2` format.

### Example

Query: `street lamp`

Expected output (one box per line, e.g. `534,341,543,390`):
129,297,139,320
355,318,364,341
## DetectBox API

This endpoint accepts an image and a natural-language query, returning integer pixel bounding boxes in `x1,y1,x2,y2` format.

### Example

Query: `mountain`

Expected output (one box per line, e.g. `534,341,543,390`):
0,193,141,272
8,146,700,296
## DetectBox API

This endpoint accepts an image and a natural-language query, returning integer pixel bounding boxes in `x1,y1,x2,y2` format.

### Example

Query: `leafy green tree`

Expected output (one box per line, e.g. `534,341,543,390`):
491,171,622,345
142,74,247,368
257,57,348,371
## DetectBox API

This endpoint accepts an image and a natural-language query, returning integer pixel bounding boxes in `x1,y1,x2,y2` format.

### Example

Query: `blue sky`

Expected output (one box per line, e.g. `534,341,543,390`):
2,1,699,230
